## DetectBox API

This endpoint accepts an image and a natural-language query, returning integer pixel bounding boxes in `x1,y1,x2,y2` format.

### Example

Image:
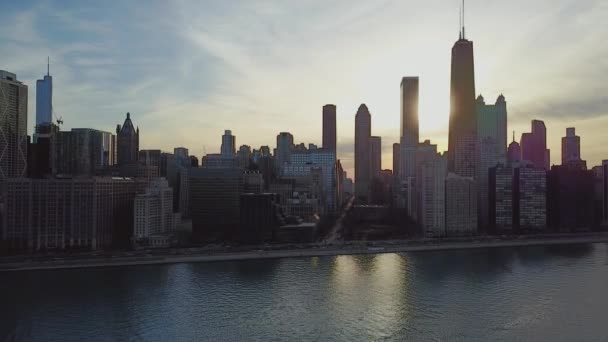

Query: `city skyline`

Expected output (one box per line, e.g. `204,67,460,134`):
1,1,608,176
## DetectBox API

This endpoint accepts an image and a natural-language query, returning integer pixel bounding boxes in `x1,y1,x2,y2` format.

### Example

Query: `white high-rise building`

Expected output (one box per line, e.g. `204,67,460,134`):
133,178,175,240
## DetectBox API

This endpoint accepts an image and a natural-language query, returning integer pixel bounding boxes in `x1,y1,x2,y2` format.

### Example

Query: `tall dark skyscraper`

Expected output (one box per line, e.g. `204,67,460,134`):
221,130,236,157
0,70,28,179
400,77,419,147
116,112,139,166
355,104,371,201
36,59,53,127
448,22,476,176
369,136,381,179
322,104,337,154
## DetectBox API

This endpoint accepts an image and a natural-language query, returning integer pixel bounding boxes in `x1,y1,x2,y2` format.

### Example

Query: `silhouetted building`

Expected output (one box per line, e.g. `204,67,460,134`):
0,70,28,179
445,173,477,236
133,178,175,243
561,128,586,169
603,160,608,224
190,168,243,242
35,62,53,126
448,26,477,176
2,177,138,252
547,165,596,232
290,148,338,214
55,128,115,176
369,136,381,179
322,104,337,154
476,94,507,229
239,193,283,244
418,152,447,237
521,120,550,170
28,123,59,177
190,155,199,167
392,143,400,179
220,130,236,157
237,145,251,168
507,133,522,165
276,132,294,168
116,112,139,166
139,149,161,169
490,164,546,234
355,104,372,201
400,77,419,147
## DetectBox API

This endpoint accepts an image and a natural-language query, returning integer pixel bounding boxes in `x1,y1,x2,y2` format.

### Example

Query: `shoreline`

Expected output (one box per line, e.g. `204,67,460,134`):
2,235,608,272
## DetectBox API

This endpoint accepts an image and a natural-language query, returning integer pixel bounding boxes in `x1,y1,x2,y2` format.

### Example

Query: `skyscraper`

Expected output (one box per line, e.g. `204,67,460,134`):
603,160,608,224
418,150,447,237
392,143,400,179
561,127,582,165
355,104,371,201
507,133,522,165
445,173,477,236
322,104,337,154
116,112,139,166
521,120,550,170
369,136,381,179
400,77,419,147
276,132,294,167
0,70,28,179
476,94,508,229
221,130,236,157
36,60,53,127
448,22,477,176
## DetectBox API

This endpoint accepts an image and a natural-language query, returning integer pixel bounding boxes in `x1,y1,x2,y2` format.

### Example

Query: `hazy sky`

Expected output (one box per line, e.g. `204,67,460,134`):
1,0,607,176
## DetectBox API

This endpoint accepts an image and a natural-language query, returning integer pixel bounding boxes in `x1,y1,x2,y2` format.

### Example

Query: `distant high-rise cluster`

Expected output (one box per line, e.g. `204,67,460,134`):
1,7,608,255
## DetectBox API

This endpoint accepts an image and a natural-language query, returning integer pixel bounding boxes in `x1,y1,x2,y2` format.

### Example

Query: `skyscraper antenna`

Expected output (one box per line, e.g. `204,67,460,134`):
462,0,466,39
513,131,515,143
459,2,462,39
47,56,50,76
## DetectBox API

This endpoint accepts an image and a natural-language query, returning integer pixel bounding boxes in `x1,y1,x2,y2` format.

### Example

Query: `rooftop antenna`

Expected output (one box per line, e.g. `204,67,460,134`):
512,131,516,143
47,56,50,76
462,0,466,39
459,2,462,39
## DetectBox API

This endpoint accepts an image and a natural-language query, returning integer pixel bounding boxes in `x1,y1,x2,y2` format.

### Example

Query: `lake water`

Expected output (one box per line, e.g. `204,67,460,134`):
2,243,608,341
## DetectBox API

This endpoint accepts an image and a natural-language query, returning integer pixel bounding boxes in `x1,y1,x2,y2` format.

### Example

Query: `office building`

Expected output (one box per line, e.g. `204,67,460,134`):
445,173,477,236
237,145,252,168
139,149,161,169
476,94,508,229
55,128,116,176
518,167,547,231
400,77,419,147
322,104,337,154
133,178,175,241
507,133,522,165
190,168,243,241
369,136,381,179
489,165,515,233
276,132,294,168
393,143,400,179
290,148,338,214
28,123,59,178
603,160,608,224
418,152,447,237
2,177,138,251
190,155,199,167
548,165,596,232
355,104,372,201
0,70,28,179
239,193,283,243
521,120,550,170
561,128,585,169
116,112,139,166
447,24,477,176
221,130,236,157
35,62,53,127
